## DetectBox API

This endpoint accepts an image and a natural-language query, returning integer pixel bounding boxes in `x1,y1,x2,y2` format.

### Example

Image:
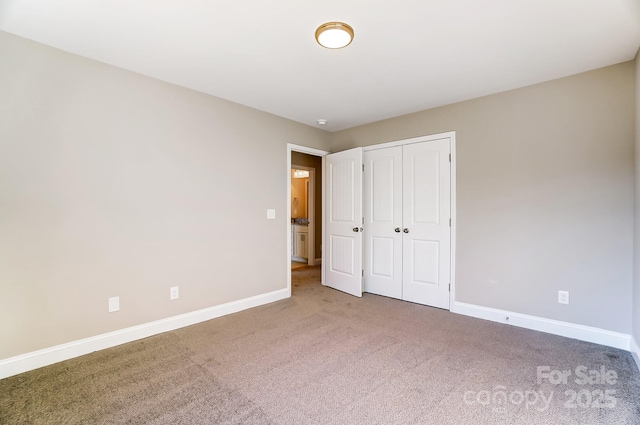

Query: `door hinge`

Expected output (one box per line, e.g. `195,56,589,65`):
362,269,365,277
449,218,451,227
449,283,451,292
449,153,451,162
362,164,364,172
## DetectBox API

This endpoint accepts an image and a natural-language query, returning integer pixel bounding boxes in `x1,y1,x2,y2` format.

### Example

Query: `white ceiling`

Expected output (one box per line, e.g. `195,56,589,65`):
1,0,639,131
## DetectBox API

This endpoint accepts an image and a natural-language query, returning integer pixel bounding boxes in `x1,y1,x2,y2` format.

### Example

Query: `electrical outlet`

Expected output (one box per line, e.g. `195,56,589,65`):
108,296,120,312
170,286,179,300
558,290,569,305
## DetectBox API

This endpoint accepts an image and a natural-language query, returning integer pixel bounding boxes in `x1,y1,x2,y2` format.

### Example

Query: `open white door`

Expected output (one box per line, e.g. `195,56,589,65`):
324,147,363,297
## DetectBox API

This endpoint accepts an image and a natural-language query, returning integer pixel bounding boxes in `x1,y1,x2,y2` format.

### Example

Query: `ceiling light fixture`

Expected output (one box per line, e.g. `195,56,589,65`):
293,169,310,179
315,22,354,49
317,119,327,126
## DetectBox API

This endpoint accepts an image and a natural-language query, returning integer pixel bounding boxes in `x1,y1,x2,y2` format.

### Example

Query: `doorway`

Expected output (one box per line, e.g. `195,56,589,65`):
287,144,329,297
291,165,315,268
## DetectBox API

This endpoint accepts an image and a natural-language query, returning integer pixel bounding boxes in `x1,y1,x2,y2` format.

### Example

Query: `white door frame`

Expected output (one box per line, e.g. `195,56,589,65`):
287,144,329,297
363,131,457,309
291,164,315,265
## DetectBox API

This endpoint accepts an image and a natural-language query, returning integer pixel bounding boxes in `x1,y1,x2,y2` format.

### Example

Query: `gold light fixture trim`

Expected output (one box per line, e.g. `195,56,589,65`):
315,22,354,49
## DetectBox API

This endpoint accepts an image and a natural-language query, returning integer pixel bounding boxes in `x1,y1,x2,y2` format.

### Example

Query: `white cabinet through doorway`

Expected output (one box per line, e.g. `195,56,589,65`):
363,138,451,309
292,224,309,261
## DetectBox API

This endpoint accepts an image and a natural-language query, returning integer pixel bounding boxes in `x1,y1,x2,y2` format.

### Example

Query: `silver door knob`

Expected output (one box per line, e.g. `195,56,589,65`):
353,227,360,232
394,228,401,233
403,228,409,233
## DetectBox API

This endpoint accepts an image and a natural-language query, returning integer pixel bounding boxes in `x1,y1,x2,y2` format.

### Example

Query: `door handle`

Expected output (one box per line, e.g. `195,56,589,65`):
353,227,360,232
403,228,409,233
394,228,401,233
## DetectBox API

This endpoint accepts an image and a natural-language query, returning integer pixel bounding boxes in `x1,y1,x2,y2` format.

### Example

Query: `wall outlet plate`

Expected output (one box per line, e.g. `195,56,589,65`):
170,286,179,300
266,209,276,219
558,290,569,305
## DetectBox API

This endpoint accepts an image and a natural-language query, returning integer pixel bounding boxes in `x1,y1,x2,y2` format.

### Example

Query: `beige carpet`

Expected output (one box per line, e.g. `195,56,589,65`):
1,266,639,424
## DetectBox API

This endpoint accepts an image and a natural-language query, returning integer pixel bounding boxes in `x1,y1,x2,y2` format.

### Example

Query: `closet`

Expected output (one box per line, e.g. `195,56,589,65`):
324,133,453,310
363,138,451,309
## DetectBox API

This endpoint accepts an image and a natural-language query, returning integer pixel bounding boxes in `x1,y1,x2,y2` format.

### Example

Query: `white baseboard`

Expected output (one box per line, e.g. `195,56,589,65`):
0,288,289,380
631,336,640,372
451,301,631,351
291,258,321,266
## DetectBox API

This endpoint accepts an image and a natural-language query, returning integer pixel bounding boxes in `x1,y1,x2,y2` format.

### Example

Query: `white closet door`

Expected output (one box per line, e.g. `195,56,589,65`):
363,147,403,299
325,147,363,297
402,139,451,309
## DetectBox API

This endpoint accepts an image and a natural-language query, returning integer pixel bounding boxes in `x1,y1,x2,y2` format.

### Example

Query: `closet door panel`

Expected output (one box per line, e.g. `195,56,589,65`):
402,139,451,309
325,148,363,297
363,147,403,299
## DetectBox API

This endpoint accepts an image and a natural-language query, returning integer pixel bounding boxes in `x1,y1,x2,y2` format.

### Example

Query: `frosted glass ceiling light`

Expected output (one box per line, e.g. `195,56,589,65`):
315,22,354,49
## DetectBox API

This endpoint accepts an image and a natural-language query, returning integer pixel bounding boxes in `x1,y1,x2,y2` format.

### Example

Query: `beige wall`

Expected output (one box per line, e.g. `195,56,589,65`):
331,62,635,334
1,28,636,363
634,50,640,354
0,31,330,359
291,152,323,259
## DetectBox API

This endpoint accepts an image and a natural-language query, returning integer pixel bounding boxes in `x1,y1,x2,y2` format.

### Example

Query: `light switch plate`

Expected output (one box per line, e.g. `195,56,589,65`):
108,296,120,312
266,209,276,219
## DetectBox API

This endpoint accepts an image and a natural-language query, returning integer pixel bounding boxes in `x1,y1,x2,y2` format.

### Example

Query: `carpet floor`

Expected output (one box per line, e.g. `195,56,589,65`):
1,266,639,424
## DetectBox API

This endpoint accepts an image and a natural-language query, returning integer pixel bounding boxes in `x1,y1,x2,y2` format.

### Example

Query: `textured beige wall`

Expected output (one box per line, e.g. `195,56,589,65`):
291,152,323,259
331,62,635,334
0,31,330,359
